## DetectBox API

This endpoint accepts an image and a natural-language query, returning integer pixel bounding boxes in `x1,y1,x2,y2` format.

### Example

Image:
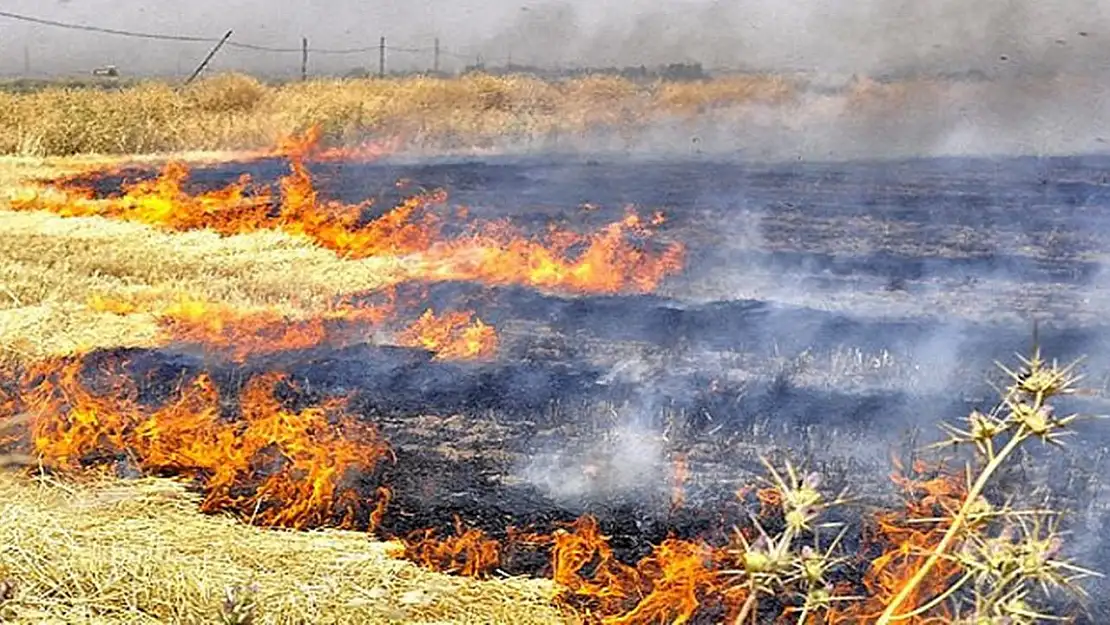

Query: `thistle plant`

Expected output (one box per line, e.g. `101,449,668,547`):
725,457,855,624
956,513,1098,616
877,340,1091,624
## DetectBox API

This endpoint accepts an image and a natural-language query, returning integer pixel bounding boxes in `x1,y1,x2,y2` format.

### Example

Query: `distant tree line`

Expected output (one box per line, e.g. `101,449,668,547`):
342,62,710,82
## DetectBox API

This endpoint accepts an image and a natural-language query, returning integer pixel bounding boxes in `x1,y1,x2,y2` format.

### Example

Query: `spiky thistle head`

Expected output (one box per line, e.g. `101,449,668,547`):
997,348,1083,401
758,457,849,533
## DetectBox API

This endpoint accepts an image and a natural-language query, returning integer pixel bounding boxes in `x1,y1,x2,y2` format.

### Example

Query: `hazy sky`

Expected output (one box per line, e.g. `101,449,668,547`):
1,0,1108,77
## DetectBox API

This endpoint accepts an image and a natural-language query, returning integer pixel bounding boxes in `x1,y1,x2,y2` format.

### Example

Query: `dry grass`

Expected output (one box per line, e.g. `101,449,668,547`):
0,471,567,625
0,157,578,624
0,72,798,156
0,156,422,363
0,208,413,362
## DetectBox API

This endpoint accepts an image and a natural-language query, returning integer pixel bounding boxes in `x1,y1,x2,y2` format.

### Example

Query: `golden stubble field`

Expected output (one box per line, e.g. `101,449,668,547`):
0,71,1104,624
0,72,796,157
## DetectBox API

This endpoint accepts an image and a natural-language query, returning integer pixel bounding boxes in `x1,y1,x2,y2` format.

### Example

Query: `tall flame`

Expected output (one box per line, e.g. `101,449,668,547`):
12,131,685,296
8,356,392,530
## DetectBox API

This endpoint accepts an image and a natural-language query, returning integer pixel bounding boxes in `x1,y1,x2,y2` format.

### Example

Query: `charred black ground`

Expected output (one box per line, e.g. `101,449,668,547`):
56,153,1110,618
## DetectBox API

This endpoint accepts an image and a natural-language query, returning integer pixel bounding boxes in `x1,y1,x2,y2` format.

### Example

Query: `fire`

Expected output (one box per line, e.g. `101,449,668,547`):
549,516,731,624
4,356,392,530
275,157,446,258
12,131,685,296
12,161,270,231
0,349,1032,625
825,460,970,624
421,210,686,294
397,460,990,624
90,293,500,363
10,156,445,257
396,309,499,361
155,297,398,361
403,517,502,578
275,124,402,163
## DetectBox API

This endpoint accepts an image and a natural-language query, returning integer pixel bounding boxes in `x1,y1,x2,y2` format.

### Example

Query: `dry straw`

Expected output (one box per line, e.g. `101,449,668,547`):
0,72,797,157
0,470,569,625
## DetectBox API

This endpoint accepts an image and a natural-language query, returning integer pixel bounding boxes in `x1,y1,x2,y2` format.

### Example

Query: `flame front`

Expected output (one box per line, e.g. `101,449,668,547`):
154,297,398,361
7,356,392,530
421,210,686,294
403,517,502,578
0,131,1012,623
91,293,500,363
832,461,969,623
12,129,685,296
274,124,402,163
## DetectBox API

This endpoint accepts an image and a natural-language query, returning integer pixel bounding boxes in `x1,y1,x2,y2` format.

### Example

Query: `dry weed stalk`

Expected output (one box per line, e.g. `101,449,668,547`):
724,457,857,624
877,340,1098,624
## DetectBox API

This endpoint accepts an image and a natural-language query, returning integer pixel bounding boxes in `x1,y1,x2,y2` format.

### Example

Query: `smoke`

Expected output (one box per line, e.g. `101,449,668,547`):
3,0,1109,77
520,420,669,505
8,0,1110,605
3,0,1109,163
496,149,1110,525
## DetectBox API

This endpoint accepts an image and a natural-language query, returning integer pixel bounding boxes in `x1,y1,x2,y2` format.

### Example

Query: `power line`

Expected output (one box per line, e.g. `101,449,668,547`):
0,9,451,56
0,9,216,43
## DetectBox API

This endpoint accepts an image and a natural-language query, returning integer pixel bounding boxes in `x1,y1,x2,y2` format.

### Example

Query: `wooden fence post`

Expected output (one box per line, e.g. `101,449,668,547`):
301,37,309,81
379,36,386,78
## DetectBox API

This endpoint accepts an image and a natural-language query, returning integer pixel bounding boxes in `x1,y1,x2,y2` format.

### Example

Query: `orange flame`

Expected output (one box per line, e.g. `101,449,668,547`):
155,297,397,361
550,515,729,625
13,133,685,296
827,460,968,624
1,350,1003,625
421,209,686,294
90,293,501,363
396,309,499,361
403,517,502,578
7,356,392,530
273,124,401,163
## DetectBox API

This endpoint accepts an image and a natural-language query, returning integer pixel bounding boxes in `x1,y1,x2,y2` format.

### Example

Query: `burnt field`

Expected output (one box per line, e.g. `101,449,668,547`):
10,150,1110,622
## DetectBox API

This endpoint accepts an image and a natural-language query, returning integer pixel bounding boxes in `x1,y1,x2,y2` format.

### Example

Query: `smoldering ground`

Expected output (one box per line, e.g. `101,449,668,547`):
10,0,1110,610
64,151,1110,617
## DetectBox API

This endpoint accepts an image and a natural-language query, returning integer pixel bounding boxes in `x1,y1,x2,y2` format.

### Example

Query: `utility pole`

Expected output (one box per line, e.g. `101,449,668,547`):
185,30,233,85
301,37,309,81
378,36,386,78
433,37,440,74
23,45,29,76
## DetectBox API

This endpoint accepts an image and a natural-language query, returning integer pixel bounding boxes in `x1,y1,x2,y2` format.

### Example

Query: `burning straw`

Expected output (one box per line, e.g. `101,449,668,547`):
8,133,686,296
0,132,1104,624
